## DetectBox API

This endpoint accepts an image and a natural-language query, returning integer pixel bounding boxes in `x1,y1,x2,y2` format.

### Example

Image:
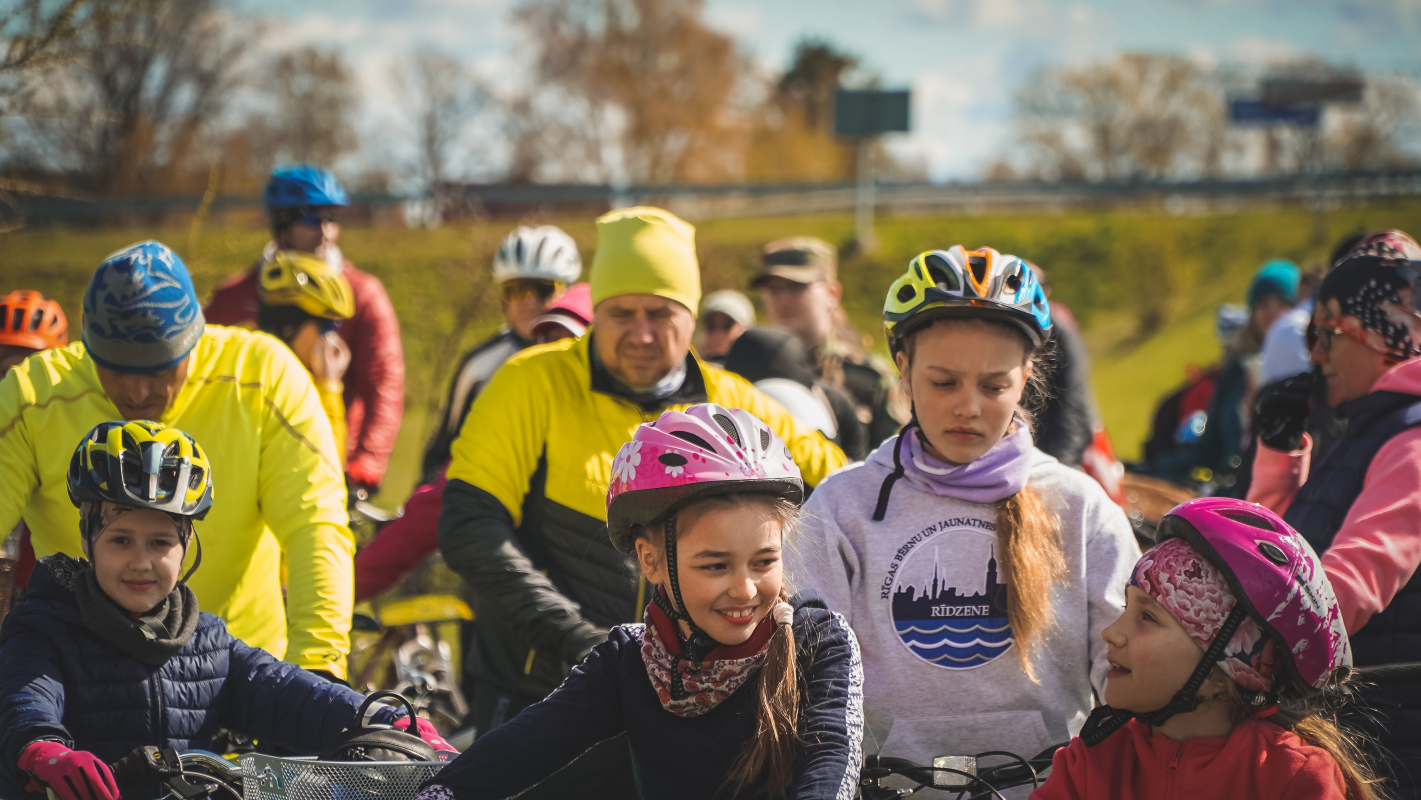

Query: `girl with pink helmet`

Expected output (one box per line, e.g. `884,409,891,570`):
415,403,864,800
1033,497,1383,800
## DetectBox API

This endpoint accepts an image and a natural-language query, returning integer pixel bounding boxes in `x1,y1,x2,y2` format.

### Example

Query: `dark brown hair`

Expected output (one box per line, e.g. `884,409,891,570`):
903,317,1067,679
633,493,803,799
1217,671,1389,800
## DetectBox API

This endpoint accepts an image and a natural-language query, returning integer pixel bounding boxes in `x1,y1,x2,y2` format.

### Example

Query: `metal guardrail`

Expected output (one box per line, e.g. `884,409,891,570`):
6,170,1420,226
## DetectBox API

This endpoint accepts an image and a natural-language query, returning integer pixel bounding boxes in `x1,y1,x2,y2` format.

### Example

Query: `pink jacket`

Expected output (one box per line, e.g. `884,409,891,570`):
1248,359,1421,635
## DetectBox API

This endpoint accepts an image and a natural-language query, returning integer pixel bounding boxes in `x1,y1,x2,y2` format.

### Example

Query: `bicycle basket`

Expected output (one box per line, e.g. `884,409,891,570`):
239,753,445,800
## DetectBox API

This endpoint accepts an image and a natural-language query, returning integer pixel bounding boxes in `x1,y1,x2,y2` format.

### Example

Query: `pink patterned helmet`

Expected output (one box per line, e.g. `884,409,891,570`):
605,403,804,554
1157,497,1352,696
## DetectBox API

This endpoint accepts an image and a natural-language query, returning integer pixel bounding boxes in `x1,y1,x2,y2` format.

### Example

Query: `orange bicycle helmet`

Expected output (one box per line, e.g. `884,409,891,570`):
0,290,69,351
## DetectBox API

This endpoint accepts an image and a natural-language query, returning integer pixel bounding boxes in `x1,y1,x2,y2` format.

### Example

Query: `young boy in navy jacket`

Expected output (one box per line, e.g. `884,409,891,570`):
0,421,449,800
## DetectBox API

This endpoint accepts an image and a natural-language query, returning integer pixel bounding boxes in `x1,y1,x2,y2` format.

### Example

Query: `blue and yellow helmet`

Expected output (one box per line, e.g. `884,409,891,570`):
67,420,214,522
884,245,1052,354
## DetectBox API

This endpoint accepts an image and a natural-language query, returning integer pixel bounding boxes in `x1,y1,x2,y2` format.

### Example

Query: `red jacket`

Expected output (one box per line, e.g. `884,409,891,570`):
354,468,445,601
1031,719,1346,800
205,259,404,487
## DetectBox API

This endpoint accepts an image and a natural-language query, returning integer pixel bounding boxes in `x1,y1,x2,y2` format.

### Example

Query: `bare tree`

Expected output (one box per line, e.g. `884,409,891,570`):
1326,76,1420,172
1017,53,1225,181
744,38,859,182
512,0,747,184
252,46,360,168
400,53,487,189
9,0,254,194
0,0,88,73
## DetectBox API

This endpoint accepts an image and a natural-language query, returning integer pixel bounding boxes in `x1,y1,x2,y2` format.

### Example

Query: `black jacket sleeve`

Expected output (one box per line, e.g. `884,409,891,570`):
790,606,865,800
419,631,627,800
437,478,607,664
218,633,396,753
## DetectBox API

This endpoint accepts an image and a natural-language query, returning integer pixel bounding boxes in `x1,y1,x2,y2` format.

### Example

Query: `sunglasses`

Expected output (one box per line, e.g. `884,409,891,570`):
703,317,739,334
1312,323,1345,352
297,211,338,227
500,279,564,303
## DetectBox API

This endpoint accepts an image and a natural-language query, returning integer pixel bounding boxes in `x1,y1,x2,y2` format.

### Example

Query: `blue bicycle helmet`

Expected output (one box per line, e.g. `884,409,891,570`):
265,165,349,210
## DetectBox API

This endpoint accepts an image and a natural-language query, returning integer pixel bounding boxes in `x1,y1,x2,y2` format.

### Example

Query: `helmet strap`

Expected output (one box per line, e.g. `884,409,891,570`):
655,511,716,701
872,418,917,522
1080,605,1249,746
178,526,202,584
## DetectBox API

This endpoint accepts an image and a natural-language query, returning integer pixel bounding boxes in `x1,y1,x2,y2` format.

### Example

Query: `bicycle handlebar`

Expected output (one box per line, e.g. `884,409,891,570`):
110,747,244,800
1352,662,1421,686
860,743,1065,800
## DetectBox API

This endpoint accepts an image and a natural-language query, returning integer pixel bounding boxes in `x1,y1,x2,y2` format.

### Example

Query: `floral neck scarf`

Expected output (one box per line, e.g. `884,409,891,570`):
639,596,780,718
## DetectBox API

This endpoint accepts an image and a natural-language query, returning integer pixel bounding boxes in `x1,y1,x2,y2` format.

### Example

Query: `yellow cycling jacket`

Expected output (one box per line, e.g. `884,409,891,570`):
442,335,847,698
0,326,354,677
315,377,347,466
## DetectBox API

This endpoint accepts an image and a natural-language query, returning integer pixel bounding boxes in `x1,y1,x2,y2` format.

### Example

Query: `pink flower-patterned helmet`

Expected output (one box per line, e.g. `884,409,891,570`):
1157,497,1352,696
605,404,804,554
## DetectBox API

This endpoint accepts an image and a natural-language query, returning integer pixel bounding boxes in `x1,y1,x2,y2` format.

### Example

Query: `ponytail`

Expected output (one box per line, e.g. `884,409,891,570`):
900,316,1066,681
994,484,1065,681
722,585,800,798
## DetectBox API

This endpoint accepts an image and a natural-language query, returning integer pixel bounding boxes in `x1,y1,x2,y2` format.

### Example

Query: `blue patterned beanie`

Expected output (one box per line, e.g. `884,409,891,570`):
82,241,205,374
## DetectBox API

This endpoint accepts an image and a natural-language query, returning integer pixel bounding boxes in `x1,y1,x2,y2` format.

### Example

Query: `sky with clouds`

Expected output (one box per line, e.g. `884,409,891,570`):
240,0,1421,182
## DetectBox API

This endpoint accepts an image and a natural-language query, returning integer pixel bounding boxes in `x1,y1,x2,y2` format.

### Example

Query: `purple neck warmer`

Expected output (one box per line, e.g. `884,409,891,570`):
900,422,1033,504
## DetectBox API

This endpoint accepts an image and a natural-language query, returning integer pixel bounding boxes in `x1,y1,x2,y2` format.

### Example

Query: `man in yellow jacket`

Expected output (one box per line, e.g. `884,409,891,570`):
438,208,847,784
0,241,354,679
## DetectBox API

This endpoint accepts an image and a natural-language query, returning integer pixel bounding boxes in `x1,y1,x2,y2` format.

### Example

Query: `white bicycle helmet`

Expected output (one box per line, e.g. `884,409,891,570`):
492,226,583,285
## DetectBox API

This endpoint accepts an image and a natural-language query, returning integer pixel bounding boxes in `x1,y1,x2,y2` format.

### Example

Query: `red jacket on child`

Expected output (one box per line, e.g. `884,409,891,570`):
1031,718,1346,800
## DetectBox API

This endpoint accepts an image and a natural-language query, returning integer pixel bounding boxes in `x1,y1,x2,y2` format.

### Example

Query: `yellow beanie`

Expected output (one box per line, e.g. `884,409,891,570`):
590,206,701,314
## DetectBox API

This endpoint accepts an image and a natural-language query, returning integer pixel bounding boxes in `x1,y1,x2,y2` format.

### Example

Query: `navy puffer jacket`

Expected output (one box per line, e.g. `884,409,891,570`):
0,556,393,799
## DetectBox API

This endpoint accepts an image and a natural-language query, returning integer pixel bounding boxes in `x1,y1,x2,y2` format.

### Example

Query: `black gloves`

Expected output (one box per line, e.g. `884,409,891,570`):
1254,372,1313,452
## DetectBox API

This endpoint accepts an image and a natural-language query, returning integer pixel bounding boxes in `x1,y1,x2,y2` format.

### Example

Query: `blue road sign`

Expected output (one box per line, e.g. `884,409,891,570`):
1229,99,1320,127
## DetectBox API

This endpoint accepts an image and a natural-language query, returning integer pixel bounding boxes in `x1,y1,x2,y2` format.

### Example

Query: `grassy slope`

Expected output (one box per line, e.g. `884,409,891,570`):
8,198,1421,503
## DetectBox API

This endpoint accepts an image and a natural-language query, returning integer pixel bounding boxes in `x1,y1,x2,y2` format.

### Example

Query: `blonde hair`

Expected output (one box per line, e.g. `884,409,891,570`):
903,316,1067,679
1217,671,1389,800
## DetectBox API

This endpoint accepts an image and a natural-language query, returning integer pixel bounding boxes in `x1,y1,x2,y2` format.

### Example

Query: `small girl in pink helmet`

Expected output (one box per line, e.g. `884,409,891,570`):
1032,498,1384,800
413,403,864,800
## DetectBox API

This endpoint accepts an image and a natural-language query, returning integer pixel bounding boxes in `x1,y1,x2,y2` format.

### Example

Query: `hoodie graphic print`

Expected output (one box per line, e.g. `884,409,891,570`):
886,517,1013,670
788,439,1139,783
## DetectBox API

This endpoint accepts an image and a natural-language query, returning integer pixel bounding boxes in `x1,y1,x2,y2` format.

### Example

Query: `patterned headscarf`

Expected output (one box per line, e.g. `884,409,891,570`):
1317,229,1421,363
1131,538,1281,693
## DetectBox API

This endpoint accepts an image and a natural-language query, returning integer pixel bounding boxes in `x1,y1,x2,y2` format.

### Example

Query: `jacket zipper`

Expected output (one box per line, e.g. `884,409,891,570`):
1165,746,1182,799
149,666,166,743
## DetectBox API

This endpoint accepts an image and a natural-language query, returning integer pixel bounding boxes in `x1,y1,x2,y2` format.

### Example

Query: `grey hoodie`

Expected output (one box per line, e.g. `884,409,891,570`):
787,437,1138,777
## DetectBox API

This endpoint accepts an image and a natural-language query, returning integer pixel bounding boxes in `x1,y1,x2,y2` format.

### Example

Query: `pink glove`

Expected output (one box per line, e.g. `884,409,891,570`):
393,716,457,754
18,741,119,800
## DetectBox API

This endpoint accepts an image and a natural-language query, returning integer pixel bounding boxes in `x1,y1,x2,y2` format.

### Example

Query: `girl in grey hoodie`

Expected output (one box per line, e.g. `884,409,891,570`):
788,247,1138,780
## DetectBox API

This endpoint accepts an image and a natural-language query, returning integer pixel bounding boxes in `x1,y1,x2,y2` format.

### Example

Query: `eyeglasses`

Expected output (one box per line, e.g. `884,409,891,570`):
500,279,564,303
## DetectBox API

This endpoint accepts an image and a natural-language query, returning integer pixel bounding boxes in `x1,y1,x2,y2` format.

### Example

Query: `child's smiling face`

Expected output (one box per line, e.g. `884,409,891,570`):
636,498,786,646
1101,585,1211,712
85,504,187,613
